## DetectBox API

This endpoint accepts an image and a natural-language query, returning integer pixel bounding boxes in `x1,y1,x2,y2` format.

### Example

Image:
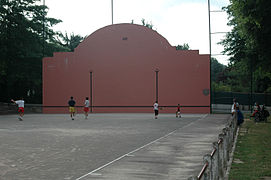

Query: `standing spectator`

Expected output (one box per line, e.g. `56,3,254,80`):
83,97,90,119
251,102,260,117
68,96,76,120
231,98,239,116
236,106,244,126
11,98,25,121
153,101,159,119
262,104,270,122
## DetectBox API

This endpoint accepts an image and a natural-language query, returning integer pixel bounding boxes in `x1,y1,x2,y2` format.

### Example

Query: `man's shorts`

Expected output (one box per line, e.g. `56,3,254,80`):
84,107,89,112
18,107,24,113
154,110,159,116
69,107,75,113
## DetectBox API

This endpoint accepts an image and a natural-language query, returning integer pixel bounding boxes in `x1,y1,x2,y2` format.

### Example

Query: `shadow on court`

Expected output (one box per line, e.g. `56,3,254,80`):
0,113,229,180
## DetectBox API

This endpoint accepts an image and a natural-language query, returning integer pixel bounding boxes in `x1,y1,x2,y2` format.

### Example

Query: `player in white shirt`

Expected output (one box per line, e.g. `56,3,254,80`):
11,98,25,121
83,97,90,119
231,98,239,116
153,101,159,119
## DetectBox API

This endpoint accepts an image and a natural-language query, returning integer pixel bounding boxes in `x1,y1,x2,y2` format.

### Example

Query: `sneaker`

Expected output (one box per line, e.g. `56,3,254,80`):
18,117,23,121
72,118,74,120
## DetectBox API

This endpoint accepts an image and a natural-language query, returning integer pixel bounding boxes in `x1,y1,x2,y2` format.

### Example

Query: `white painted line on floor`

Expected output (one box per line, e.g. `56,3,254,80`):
125,154,135,157
90,173,102,176
75,114,208,180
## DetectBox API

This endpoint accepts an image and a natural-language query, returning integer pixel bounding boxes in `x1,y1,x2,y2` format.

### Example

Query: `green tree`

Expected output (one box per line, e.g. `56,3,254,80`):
212,81,231,92
211,57,226,82
220,0,271,93
223,62,251,92
58,32,84,52
0,0,67,103
211,58,232,92
176,43,190,50
141,18,153,29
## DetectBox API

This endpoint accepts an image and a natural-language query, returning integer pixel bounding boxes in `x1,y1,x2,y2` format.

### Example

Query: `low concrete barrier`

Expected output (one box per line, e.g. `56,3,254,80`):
0,103,42,114
0,102,17,114
188,115,238,180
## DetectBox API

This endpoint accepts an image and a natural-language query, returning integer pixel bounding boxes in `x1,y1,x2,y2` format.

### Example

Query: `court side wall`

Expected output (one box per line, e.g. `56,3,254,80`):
43,23,210,113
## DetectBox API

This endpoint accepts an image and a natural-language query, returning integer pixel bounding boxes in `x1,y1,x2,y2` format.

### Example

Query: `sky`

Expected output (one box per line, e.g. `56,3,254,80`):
44,0,231,65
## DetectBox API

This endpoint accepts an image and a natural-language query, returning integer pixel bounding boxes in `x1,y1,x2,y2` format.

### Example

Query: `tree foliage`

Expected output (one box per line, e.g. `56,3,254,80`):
211,58,233,92
141,18,153,29
0,0,75,103
211,58,226,82
57,32,85,52
176,43,190,50
220,0,271,93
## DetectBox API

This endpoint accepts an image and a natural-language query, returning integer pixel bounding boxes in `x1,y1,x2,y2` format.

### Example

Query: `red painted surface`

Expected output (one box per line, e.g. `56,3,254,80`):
43,23,210,113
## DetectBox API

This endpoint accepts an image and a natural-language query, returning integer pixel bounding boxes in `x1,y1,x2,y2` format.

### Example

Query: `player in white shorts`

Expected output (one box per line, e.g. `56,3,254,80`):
11,98,25,121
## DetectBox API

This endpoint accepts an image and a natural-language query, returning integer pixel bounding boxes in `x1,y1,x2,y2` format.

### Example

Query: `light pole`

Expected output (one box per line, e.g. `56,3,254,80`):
43,0,45,57
207,0,228,114
111,0,113,24
208,0,212,113
155,69,159,103
90,72,93,113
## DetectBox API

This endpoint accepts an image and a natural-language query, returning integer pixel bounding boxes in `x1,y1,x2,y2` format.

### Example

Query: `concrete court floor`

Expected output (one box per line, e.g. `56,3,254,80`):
0,113,230,180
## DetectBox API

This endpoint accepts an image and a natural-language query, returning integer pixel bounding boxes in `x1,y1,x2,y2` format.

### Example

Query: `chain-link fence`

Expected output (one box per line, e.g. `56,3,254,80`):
212,92,271,106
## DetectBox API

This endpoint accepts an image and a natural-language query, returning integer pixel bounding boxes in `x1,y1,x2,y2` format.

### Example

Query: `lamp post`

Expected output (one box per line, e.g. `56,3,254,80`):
43,0,45,57
250,59,253,112
155,69,159,103
208,0,212,113
90,72,93,113
111,0,113,24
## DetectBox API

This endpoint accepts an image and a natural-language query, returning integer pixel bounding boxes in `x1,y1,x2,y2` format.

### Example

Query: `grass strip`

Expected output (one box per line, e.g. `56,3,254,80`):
229,116,271,180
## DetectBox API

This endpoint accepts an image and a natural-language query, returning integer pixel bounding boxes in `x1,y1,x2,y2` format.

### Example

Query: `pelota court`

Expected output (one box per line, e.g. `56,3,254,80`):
0,113,229,180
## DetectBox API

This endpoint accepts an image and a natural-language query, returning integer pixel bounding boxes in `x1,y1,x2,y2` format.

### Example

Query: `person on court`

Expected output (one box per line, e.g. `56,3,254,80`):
231,98,239,116
68,96,76,120
83,97,90,119
153,101,159,119
11,98,24,121
176,104,181,118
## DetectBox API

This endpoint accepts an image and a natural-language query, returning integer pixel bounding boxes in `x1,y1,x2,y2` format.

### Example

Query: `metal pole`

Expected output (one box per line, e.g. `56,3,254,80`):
155,69,159,103
208,0,212,113
43,0,45,57
250,60,253,112
111,0,113,24
90,72,93,113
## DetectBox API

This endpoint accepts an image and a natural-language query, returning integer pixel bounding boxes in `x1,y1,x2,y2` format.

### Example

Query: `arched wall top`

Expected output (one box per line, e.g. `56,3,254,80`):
75,23,173,52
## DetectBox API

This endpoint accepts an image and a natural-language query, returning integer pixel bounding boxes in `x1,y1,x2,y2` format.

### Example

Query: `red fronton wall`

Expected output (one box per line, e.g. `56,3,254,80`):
43,23,210,113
